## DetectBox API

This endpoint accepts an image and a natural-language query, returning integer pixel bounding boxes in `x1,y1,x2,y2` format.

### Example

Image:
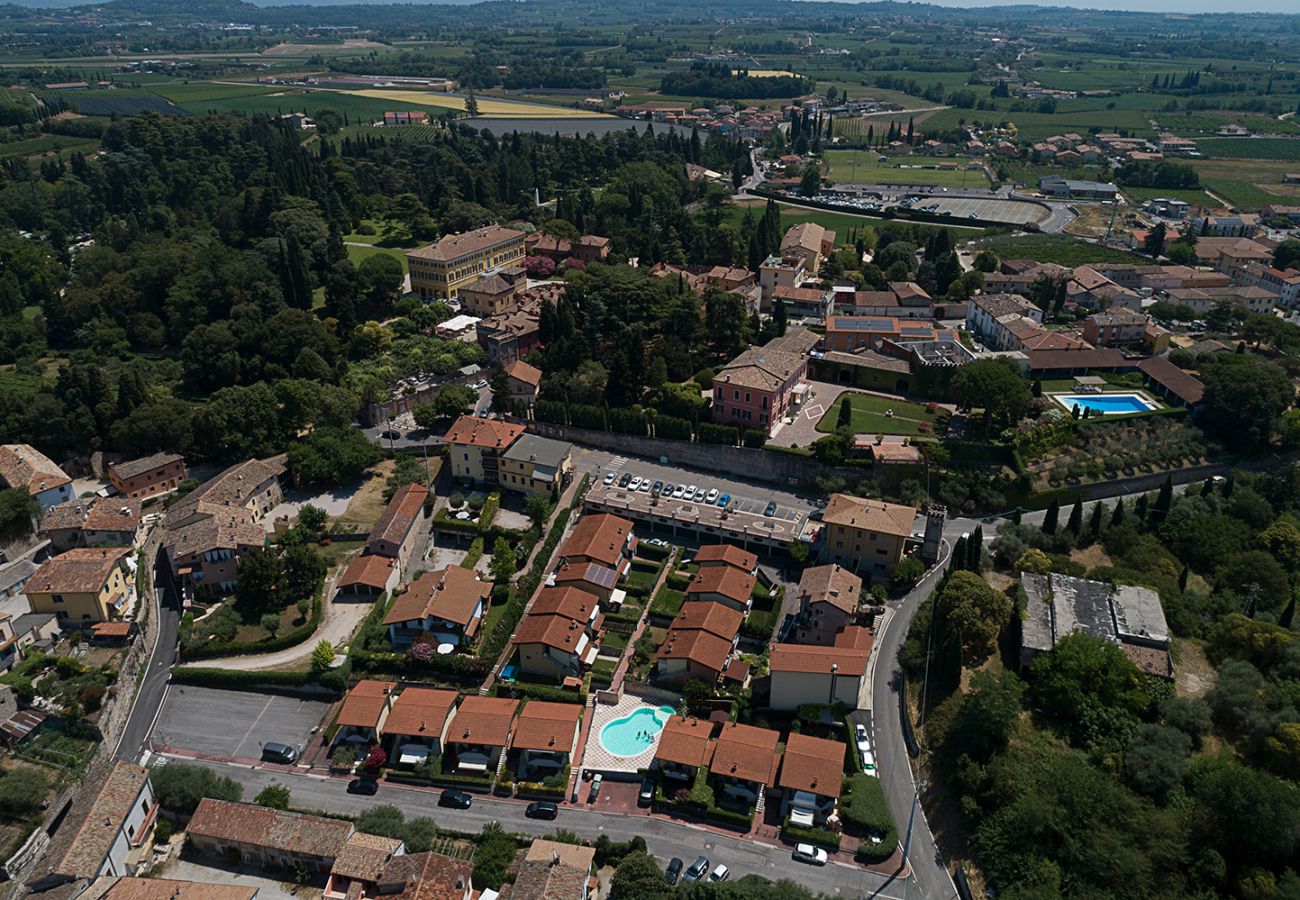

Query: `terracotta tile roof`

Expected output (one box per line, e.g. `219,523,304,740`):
781,222,826,256
709,722,780,786
769,639,869,676
512,840,595,900
790,567,863,616
169,456,284,513
90,877,257,900
332,832,406,881
822,494,916,537
442,415,524,450
778,732,846,798
509,701,581,752
835,625,872,650
668,602,743,641
890,281,931,302
505,360,543,388
655,628,733,673
369,483,428,548
109,452,183,481
374,852,472,900
27,547,129,595
91,621,133,638
188,799,354,859
553,561,618,592
1023,346,1130,372
0,443,70,495
382,686,458,739
383,567,490,628
447,695,518,746
713,346,804,393
339,554,397,591
529,586,600,623
693,544,756,572
1138,356,1205,405
48,760,151,878
337,680,396,729
559,513,633,568
41,498,142,535
686,565,755,603
512,613,587,653
408,225,523,262
654,715,715,768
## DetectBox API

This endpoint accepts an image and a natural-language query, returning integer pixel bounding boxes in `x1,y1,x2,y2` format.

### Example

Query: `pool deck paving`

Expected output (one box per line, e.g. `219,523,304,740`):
580,695,672,775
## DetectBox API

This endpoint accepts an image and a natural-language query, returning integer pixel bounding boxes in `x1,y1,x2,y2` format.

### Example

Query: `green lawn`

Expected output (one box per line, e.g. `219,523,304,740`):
816,392,946,437
823,150,989,189
971,233,1143,267
718,200,985,240
345,218,422,248
346,243,410,273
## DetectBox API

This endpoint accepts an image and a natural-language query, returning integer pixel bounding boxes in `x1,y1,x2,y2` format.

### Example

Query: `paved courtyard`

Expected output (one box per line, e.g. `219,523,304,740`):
152,685,332,760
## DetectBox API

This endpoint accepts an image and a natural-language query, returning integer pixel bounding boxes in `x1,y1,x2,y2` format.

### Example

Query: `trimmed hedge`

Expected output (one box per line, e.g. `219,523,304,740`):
636,542,672,562
461,537,485,569
181,586,323,661
782,820,842,850
841,773,899,862
491,680,585,704
170,666,344,695
351,648,491,681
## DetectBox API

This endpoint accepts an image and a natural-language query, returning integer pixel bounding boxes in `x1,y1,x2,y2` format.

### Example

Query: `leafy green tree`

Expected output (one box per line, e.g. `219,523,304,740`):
610,851,673,900
1186,753,1300,876
287,427,380,485
525,493,552,529
0,767,48,817
951,358,1031,435
152,763,242,814
1123,724,1191,800
428,384,476,421
1199,353,1294,450
936,570,1012,662
297,503,328,533
235,546,285,617
260,612,282,638
489,537,517,583
0,488,37,542
357,254,405,311
799,165,821,197
254,784,291,809
836,395,852,429
311,640,336,673
891,555,925,589
973,250,999,272
946,669,1025,762
1029,632,1149,735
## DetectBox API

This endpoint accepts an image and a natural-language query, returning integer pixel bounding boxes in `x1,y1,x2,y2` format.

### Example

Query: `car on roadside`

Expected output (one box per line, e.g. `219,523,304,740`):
861,748,877,775
438,790,473,809
603,472,616,486
708,864,730,882
717,492,730,507
706,488,719,504
261,742,297,764
683,857,710,883
665,858,684,885
470,380,489,390
764,501,778,517
347,778,379,795
638,775,656,807
792,844,829,866
525,801,559,820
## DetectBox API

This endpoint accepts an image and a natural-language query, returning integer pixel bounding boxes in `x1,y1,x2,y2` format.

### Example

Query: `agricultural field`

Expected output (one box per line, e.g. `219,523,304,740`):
1153,112,1300,137
823,150,990,188
45,90,188,117
1122,185,1220,208
145,82,281,104
1195,137,1300,161
923,105,1154,142
1189,156,1300,210
345,88,611,118
0,133,98,160
971,233,1144,267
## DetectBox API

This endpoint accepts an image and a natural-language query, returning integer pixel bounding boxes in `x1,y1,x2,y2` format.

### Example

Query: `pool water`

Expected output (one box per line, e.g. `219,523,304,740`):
1056,394,1155,415
599,705,677,757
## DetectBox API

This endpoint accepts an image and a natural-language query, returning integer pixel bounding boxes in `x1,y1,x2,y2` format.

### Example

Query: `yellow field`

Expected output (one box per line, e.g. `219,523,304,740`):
342,89,611,119
737,69,798,78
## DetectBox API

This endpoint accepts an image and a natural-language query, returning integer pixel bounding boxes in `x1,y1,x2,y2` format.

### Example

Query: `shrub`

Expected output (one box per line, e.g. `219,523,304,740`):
449,493,465,509
154,818,173,843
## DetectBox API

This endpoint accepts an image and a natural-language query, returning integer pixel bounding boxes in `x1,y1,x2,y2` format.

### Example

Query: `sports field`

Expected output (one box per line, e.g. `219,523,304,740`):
824,150,989,188
343,89,610,119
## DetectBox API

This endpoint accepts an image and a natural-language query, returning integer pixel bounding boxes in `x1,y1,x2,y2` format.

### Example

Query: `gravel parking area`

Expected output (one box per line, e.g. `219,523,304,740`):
153,686,331,760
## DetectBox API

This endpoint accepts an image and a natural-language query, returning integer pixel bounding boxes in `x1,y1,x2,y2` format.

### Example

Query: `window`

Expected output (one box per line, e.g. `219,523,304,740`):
52,593,64,605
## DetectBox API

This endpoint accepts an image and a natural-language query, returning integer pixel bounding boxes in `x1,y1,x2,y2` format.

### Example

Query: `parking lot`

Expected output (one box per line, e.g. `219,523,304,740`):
907,195,1049,226
152,686,332,760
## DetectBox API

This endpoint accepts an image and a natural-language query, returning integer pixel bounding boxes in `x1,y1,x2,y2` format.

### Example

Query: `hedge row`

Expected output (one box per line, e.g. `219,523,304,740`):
170,666,346,696
491,679,585,704
782,821,843,850
462,537,485,569
181,585,323,661
351,648,491,680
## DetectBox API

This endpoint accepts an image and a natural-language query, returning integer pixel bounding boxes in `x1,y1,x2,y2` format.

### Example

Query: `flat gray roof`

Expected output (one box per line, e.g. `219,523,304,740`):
503,433,573,470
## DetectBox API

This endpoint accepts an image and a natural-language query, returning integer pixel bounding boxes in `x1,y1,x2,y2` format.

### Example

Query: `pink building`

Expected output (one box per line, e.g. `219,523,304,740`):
711,332,816,435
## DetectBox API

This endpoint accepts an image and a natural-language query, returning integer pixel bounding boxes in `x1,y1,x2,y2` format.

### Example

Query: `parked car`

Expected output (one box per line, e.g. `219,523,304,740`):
603,472,616,485
684,484,697,498
347,778,379,795
672,485,686,498
629,476,643,491
638,775,656,807
619,473,632,488
470,380,489,390
438,790,473,809
708,864,731,882
764,501,778,517
694,489,707,502
717,492,731,507
525,801,559,820
639,479,651,492
792,844,829,866
380,430,401,441
261,742,297,764
665,858,684,885
662,483,675,497
706,488,719,504
589,773,602,802
652,480,664,496
861,748,877,775
683,857,710,883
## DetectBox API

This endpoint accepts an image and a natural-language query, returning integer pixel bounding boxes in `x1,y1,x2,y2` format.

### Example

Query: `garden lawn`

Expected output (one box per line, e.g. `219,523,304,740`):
346,243,410,273
817,392,945,437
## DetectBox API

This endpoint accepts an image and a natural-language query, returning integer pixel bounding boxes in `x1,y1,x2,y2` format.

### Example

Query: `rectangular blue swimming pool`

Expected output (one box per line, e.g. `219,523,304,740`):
1055,393,1156,415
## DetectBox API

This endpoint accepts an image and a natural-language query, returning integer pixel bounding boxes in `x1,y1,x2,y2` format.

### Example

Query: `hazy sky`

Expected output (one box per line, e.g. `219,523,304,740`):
869,0,1300,13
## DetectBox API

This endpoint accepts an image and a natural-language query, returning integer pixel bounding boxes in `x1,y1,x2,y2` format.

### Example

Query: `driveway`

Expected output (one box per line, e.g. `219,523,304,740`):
767,380,848,448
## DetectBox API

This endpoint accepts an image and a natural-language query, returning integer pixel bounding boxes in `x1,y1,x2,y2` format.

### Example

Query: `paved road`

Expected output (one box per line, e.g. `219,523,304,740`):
115,546,180,761
167,757,919,899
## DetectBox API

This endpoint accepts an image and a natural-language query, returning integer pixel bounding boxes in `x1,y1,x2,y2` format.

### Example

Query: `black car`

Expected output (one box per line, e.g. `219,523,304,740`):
618,472,633,488
652,480,664,496
638,775,656,807
347,778,379,796
438,790,473,809
665,858,684,885
525,801,559,820
763,501,778,517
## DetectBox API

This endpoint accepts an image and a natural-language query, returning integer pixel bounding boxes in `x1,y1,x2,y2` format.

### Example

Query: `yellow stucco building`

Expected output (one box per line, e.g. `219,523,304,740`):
23,546,134,624
407,225,527,301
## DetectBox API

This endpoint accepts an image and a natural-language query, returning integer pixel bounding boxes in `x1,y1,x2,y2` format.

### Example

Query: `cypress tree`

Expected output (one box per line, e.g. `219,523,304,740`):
1088,502,1104,539
1135,494,1149,522
837,396,852,429
1012,507,1023,525
968,525,983,571
1201,477,1215,498
1179,565,1190,592
774,298,788,337
1111,498,1126,526
1043,498,1060,534
1066,500,1083,535
1152,474,1173,523
951,536,968,572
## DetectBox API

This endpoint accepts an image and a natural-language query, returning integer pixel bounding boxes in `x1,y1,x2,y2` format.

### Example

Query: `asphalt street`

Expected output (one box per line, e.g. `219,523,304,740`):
168,757,920,899
114,545,180,761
